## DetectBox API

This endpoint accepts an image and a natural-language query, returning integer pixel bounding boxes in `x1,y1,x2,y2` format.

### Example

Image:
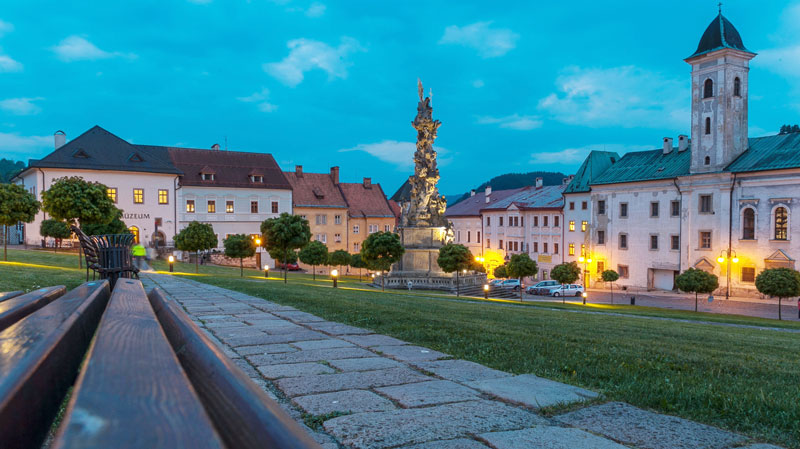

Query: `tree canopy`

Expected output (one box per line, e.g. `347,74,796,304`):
81,209,129,236
223,234,256,277
361,231,404,272
299,240,329,279
506,253,538,280
0,183,41,260
601,270,619,283
755,268,800,320
437,243,473,274
778,124,800,134
261,213,311,283
329,249,351,268
175,221,217,273
41,176,117,226
493,264,507,279
40,219,71,252
550,262,581,285
0,159,25,183
675,268,719,312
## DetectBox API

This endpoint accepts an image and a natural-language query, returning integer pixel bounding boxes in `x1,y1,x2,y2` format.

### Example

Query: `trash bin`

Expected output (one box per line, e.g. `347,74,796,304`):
94,234,136,289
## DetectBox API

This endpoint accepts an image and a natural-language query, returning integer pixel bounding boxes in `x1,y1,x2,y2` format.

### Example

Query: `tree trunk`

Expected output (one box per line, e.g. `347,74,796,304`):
196,251,199,273
382,274,385,292
779,297,782,321
610,282,613,305
695,292,698,312
240,258,243,277
3,229,6,262
359,268,361,282
54,239,58,253
313,265,316,280
519,277,523,301
456,270,460,297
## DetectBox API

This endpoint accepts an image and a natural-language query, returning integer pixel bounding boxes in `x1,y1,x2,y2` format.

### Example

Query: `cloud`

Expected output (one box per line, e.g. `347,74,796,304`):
439,22,519,58
0,53,22,72
236,87,278,112
759,45,800,78
264,37,363,87
531,144,649,165
0,97,43,115
0,131,52,157
52,35,136,62
477,114,542,131
305,2,326,17
537,66,688,128
0,19,13,37
340,140,449,168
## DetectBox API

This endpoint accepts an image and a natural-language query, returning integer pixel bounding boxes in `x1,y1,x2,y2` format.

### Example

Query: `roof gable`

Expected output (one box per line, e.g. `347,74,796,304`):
564,150,619,194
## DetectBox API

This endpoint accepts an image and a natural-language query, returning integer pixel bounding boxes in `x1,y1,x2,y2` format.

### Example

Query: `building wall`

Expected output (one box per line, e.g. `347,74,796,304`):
563,192,592,283
16,168,177,246
347,216,395,254
450,216,483,256
177,186,291,248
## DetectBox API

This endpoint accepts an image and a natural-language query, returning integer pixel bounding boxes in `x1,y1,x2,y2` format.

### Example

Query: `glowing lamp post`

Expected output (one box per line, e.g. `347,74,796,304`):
582,291,588,305
254,238,262,269
483,283,489,299
264,264,269,278
717,249,738,300
331,269,339,288
168,255,175,273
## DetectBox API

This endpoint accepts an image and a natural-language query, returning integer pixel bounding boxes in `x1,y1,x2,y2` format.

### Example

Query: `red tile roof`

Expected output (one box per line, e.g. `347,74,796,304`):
339,181,394,218
284,171,347,208
444,188,524,217
167,148,290,190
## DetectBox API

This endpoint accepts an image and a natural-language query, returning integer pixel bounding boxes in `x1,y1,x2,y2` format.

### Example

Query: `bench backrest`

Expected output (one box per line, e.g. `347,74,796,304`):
0,281,110,449
0,286,66,332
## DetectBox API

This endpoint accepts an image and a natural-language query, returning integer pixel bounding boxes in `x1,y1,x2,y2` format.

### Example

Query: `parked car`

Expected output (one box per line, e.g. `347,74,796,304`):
548,284,584,297
500,279,522,291
488,279,505,287
525,280,560,295
278,262,301,271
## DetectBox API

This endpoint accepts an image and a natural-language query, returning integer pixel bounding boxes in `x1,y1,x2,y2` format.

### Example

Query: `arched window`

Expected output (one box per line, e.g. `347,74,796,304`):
742,208,755,240
734,77,741,97
705,117,711,135
704,156,711,166
703,79,714,98
774,207,788,240
129,226,140,244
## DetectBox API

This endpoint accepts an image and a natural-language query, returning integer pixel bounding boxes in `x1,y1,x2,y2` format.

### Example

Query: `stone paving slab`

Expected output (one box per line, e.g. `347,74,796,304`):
467,374,597,410
403,439,490,449
233,358,259,377
339,334,409,347
479,426,629,449
327,357,404,372
272,310,328,322
235,343,297,356
375,380,480,408
306,322,374,335
413,360,511,383
275,367,433,397
293,389,396,415
246,347,375,366
372,345,449,362
227,330,329,347
257,362,336,379
291,339,355,350
323,400,547,449
555,402,746,449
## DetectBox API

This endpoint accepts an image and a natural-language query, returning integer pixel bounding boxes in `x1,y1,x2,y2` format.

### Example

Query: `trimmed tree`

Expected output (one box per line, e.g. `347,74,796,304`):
81,209,129,236
0,183,40,260
551,262,581,303
40,219,71,253
675,268,719,312
755,268,800,321
223,234,256,277
261,213,311,284
601,269,620,304
299,241,329,280
493,264,507,279
350,252,366,281
361,231,405,291
437,243,473,297
328,249,352,276
174,221,217,273
506,253,538,300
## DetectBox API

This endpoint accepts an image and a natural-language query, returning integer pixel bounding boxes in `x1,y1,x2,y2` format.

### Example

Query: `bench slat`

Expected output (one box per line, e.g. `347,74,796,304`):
149,288,321,449
0,286,66,332
0,281,111,449
53,279,225,449
0,291,23,303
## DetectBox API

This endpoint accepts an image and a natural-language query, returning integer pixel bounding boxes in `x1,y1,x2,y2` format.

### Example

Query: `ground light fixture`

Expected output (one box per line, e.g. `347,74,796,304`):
483,283,489,299
331,269,339,288
168,255,175,272
582,291,588,305
264,265,269,278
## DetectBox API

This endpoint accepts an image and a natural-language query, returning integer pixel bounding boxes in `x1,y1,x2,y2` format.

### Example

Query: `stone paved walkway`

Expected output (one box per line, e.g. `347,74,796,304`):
141,274,784,449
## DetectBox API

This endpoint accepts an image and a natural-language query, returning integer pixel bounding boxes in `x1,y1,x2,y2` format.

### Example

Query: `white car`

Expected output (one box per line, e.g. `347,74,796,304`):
548,284,584,297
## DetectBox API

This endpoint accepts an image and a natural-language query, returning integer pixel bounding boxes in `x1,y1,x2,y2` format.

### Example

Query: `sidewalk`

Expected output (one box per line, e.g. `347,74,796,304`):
140,273,783,449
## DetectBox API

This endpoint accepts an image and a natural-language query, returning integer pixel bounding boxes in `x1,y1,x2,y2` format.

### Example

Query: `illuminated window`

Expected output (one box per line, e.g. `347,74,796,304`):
580,244,586,257
129,226,139,244
581,221,587,232
133,189,144,204
186,199,195,213
774,207,788,240
207,200,216,213
107,188,117,203
569,220,575,231
158,189,168,204
226,200,234,213
568,243,575,256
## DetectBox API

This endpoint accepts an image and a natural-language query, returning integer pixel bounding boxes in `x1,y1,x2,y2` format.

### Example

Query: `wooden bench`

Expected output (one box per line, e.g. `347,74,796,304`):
0,291,23,303
0,280,320,449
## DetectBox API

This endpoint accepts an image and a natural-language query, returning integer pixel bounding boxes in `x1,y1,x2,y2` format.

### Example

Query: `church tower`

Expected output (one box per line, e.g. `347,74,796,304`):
685,12,756,174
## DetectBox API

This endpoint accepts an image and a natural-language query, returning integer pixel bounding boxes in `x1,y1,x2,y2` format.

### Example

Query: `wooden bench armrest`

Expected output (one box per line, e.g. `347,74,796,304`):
148,288,322,449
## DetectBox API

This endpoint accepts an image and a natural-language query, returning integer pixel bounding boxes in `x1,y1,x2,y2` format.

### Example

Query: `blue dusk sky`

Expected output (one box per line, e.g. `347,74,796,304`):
0,1,798,195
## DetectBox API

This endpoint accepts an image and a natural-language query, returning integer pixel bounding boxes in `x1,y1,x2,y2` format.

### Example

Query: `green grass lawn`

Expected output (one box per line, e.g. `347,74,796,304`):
2,249,799,447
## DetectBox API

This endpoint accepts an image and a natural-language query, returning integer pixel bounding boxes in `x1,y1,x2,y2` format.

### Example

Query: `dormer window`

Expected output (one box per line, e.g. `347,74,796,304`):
201,173,215,181
250,175,264,183
128,152,145,162
72,149,90,158
703,79,713,98
734,77,741,97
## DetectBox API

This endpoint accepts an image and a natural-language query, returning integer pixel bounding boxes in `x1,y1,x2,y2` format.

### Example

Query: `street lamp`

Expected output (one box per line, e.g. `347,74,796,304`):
254,238,262,269
331,269,339,288
264,264,269,278
717,249,738,300
582,291,588,305
168,255,175,272
483,283,489,299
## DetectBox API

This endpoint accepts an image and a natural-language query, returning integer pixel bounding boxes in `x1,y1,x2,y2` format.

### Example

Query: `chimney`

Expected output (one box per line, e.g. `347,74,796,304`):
363,177,372,188
485,186,492,203
678,134,689,152
54,130,66,149
563,174,575,185
662,137,673,155
295,165,303,178
535,177,543,189
330,166,339,185
211,143,221,151
470,189,476,197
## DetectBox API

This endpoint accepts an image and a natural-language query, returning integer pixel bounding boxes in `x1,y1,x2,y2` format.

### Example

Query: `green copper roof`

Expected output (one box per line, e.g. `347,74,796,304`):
726,133,800,173
591,147,691,185
564,150,619,193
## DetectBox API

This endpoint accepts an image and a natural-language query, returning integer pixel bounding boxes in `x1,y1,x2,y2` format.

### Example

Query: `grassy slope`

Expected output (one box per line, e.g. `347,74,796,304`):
2,249,798,447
